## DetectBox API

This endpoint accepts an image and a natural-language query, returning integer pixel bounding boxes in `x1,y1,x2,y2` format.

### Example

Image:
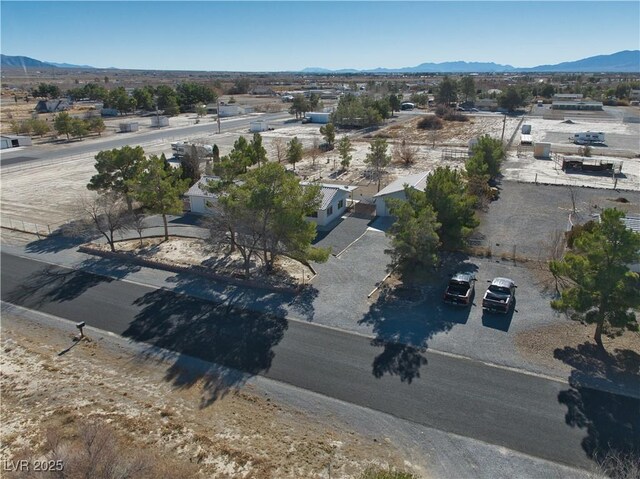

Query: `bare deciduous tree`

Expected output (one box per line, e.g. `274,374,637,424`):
77,193,130,252
307,137,321,167
272,137,286,164
129,213,147,247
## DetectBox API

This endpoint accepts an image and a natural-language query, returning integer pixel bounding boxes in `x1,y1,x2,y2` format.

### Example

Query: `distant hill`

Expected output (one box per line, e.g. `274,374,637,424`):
527,50,640,73
301,50,640,74
3,50,638,73
1,54,53,68
0,54,95,69
45,61,96,69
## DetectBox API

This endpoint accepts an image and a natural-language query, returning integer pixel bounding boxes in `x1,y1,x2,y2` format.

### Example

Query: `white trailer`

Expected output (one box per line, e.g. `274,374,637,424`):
572,131,605,145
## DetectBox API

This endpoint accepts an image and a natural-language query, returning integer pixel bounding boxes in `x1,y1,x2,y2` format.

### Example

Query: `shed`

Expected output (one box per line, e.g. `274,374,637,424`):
302,183,357,228
151,116,169,127
250,120,269,132
119,122,139,133
0,135,33,149
373,171,430,217
533,142,551,159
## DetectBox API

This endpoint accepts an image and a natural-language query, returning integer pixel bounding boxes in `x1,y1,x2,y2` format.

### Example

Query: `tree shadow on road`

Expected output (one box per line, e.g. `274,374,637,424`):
359,257,478,384
555,343,640,477
3,259,140,308
163,270,318,323
124,286,288,408
25,220,99,254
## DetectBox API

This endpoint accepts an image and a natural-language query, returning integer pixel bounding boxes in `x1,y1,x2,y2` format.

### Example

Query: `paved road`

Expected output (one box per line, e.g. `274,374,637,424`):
0,112,290,167
5,251,637,471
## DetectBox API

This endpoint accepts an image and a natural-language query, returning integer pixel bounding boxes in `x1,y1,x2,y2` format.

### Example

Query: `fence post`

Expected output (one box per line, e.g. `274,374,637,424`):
48,224,51,235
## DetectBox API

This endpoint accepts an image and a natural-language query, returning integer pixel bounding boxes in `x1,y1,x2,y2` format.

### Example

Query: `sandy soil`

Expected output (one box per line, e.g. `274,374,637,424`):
515,320,640,376
2,106,637,233
94,237,314,286
0,314,418,478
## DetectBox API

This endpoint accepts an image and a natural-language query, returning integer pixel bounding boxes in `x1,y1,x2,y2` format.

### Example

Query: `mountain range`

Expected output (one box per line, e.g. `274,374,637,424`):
2,50,639,73
0,54,95,69
302,50,640,74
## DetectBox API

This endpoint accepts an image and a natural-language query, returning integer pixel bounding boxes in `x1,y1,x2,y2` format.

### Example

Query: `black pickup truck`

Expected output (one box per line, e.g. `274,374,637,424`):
443,273,475,306
482,277,517,313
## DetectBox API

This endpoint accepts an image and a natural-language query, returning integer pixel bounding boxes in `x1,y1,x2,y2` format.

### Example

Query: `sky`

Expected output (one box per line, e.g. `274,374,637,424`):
1,1,639,71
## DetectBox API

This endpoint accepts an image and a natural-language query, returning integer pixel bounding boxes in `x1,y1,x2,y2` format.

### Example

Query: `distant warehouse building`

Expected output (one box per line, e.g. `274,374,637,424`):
552,100,603,111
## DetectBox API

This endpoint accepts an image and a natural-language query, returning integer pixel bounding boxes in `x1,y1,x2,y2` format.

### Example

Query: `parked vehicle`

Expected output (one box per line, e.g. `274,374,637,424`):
443,273,475,306
482,277,516,313
401,102,415,111
571,131,605,145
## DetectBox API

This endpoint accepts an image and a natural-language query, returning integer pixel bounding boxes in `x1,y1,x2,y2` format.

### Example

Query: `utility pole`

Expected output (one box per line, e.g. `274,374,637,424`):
217,98,221,134
500,113,507,143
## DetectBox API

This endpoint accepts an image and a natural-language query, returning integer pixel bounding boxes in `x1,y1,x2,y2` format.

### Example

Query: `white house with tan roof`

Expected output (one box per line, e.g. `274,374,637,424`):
302,182,358,228
373,171,430,217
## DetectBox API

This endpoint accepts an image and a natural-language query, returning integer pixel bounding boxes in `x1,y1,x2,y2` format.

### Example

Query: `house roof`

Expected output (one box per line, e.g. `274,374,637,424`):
301,182,356,210
622,215,640,234
186,176,222,198
374,171,430,198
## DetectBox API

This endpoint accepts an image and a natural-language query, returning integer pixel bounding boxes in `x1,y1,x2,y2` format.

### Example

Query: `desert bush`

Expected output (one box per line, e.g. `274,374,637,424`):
417,115,443,130
443,111,469,122
565,220,597,248
434,105,449,117
359,466,418,479
11,421,197,479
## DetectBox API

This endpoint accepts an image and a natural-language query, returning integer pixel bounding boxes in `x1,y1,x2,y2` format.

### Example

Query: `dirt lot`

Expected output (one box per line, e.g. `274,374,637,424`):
1,313,418,478
1,103,637,235
92,237,314,286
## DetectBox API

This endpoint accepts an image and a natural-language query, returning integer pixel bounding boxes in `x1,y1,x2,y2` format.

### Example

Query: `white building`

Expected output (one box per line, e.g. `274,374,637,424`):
119,122,139,133
151,116,169,127
250,120,269,132
185,176,222,214
373,171,430,217
1,135,32,149
303,183,357,228
305,112,330,124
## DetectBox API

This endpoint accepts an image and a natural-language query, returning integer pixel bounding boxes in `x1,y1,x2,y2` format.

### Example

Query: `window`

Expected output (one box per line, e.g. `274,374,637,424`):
327,206,333,216
309,211,318,218
338,199,344,209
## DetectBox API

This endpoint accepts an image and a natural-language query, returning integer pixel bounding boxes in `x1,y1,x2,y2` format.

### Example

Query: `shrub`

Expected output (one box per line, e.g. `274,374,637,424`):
417,115,443,130
359,466,418,479
565,220,597,249
443,111,469,122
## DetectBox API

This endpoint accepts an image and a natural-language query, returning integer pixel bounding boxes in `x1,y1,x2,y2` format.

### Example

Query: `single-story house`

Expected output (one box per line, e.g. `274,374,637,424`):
552,101,603,111
302,182,357,228
373,171,430,217
35,99,71,113
621,215,640,273
1,135,33,149
185,176,222,214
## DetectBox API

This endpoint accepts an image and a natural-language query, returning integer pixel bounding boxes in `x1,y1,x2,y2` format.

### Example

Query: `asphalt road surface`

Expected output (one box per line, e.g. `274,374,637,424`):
0,112,290,168
2,252,637,471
